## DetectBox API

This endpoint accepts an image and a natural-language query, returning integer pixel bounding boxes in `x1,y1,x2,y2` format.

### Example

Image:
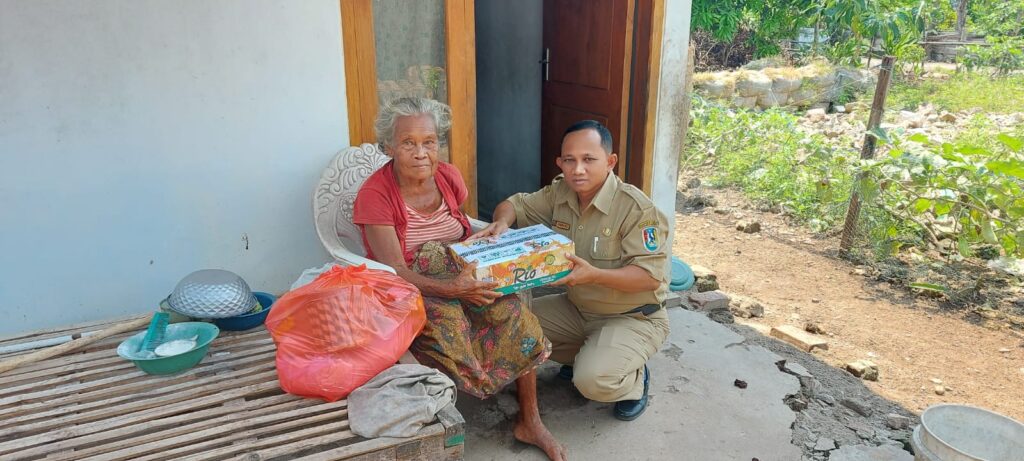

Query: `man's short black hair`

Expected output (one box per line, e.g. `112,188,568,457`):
562,120,613,154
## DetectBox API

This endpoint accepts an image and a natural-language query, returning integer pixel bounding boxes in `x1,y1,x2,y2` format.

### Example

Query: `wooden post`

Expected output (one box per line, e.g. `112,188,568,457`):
838,56,896,256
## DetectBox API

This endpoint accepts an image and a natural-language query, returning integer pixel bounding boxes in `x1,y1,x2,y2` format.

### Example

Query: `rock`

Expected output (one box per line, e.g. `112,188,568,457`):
829,444,913,461
804,322,826,335
685,178,701,189
770,325,829,352
846,360,879,381
840,398,873,417
694,277,720,292
757,91,788,108
713,207,730,215
777,359,813,379
695,79,734,99
789,89,817,107
813,438,836,452
771,76,802,93
688,290,731,311
734,379,748,389
735,71,772,97
834,105,846,113
806,108,827,121
786,396,808,411
731,95,758,109
819,394,836,406
730,295,765,318
934,385,946,395
899,110,925,128
708,309,735,324
929,378,942,384
691,265,720,292
799,376,823,399
885,413,912,430
736,220,762,233
999,348,1011,353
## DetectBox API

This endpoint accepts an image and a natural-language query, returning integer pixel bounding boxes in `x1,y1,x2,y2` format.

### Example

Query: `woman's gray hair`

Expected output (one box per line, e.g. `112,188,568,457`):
375,97,452,148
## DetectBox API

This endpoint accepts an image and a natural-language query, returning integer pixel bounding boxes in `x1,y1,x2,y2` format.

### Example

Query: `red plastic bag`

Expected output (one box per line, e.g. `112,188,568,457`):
266,265,425,401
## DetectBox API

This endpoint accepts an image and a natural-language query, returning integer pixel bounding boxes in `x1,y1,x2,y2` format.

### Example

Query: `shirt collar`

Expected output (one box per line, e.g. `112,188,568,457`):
555,172,619,215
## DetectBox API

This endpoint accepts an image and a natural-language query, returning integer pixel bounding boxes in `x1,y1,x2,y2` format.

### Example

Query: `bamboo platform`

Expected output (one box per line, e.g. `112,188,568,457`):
0,316,464,461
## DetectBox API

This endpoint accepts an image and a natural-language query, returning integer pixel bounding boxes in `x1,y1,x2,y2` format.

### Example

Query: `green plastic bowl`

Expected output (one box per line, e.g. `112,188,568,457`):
117,322,220,375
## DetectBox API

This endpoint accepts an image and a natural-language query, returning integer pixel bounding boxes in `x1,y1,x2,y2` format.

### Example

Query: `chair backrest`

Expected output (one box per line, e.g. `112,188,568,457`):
313,143,390,259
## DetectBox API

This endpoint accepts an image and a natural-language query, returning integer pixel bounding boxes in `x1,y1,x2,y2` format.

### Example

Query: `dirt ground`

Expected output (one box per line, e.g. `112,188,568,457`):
671,186,1024,423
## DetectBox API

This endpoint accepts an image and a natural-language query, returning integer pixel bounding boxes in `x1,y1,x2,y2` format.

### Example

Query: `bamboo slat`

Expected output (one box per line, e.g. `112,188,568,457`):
0,324,463,460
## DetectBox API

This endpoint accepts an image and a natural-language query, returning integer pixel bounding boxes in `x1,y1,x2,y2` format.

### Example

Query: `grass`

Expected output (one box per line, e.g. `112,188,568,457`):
888,72,1024,114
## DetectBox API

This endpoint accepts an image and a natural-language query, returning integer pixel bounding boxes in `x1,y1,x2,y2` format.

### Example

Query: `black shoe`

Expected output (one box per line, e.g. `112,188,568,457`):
613,365,649,421
557,365,574,381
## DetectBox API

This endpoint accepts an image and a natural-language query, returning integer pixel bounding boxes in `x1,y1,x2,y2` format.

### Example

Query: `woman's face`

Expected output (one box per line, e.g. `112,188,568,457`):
386,114,440,184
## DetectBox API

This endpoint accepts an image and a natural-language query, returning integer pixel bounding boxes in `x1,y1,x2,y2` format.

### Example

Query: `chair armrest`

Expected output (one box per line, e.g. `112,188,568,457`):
328,247,397,274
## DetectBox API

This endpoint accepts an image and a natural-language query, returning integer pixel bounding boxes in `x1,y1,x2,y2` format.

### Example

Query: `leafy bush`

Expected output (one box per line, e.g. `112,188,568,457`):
684,97,859,227
861,132,1024,257
685,95,1024,260
968,0,1024,37
958,36,1024,76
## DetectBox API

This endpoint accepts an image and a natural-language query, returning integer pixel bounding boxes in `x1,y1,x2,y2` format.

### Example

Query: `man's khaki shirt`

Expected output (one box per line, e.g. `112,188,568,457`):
507,173,669,315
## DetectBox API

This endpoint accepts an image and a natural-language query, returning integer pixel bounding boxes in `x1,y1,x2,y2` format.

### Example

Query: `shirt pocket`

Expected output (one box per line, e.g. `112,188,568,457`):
589,236,622,262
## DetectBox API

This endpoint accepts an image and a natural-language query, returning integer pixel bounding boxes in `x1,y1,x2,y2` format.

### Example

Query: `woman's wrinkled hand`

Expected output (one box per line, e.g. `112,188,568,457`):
450,262,502,306
466,221,509,242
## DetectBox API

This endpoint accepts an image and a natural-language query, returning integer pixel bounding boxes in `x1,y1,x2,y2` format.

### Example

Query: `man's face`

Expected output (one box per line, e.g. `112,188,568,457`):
556,128,617,197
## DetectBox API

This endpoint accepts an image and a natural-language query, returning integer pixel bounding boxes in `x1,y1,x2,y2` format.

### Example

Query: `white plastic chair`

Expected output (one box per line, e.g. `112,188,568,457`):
312,143,487,274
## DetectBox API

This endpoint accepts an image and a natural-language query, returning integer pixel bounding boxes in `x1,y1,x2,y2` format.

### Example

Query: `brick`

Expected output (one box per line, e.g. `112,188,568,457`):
688,290,731,311
846,360,879,381
770,325,829,352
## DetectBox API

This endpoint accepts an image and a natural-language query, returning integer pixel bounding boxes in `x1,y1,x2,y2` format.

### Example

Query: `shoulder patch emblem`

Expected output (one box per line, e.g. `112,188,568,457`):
553,220,571,231
637,220,658,230
641,226,659,252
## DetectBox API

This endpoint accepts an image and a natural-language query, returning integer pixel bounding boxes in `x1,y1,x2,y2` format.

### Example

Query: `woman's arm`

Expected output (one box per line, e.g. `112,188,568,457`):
363,224,502,306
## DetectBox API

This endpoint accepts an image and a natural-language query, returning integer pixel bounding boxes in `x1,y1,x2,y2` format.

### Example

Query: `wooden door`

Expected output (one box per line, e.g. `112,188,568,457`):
540,0,634,185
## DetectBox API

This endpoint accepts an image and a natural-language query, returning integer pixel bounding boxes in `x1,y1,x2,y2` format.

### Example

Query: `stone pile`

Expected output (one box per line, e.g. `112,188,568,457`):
693,63,876,111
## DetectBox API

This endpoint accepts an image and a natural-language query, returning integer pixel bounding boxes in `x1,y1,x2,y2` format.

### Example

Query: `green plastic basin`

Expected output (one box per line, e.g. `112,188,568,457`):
117,322,220,375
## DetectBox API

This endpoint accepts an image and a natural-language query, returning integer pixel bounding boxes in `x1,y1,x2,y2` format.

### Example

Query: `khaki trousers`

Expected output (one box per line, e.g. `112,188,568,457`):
532,293,670,402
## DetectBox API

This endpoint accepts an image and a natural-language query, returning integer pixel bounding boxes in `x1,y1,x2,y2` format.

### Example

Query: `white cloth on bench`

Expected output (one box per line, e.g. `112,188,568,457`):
348,364,456,438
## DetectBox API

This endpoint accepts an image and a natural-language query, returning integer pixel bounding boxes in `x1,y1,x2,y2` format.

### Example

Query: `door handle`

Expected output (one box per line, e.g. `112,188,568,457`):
539,48,550,81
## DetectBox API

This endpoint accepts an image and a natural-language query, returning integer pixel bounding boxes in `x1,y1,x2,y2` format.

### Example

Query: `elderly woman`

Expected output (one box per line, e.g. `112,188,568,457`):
352,97,565,461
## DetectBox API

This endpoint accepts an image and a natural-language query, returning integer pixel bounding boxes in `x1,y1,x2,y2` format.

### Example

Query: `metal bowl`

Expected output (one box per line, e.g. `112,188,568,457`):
167,269,256,319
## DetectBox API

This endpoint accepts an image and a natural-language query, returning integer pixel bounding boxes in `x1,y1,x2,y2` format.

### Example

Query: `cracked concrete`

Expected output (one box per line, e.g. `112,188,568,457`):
456,307,804,460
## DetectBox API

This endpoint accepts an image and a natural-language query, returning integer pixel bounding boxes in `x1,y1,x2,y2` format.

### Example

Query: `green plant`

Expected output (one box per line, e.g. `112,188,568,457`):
823,40,866,67
691,0,817,59
894,43,926,78
968,0,1024,37
859,132,1024,257
685,97,860,226
958,36,1024,76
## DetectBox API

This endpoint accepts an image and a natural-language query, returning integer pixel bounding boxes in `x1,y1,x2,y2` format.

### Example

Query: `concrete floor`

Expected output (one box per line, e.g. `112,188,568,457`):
457,307,804,461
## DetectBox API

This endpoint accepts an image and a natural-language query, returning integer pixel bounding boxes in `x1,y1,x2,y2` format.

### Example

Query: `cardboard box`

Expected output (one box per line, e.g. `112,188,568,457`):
449,224,574,294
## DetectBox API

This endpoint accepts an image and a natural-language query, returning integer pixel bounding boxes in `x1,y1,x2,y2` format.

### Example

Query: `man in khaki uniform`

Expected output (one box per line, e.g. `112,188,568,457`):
472,120,670,421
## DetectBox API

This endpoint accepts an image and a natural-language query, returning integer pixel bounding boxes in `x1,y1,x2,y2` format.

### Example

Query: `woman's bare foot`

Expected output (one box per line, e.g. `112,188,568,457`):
513,414,568,461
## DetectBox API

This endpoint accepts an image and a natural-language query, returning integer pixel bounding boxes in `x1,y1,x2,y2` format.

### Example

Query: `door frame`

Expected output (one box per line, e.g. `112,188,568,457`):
339,0,479,217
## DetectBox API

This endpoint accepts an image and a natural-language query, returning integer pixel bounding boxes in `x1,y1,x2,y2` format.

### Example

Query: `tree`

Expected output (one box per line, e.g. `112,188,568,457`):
956,0,969,40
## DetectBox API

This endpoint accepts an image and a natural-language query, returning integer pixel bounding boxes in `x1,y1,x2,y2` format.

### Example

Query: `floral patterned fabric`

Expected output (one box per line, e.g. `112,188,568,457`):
409,241,551,398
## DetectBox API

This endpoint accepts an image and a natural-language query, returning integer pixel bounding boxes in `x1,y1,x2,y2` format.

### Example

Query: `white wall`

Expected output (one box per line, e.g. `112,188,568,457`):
650,0,693,247
0,0,348,335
